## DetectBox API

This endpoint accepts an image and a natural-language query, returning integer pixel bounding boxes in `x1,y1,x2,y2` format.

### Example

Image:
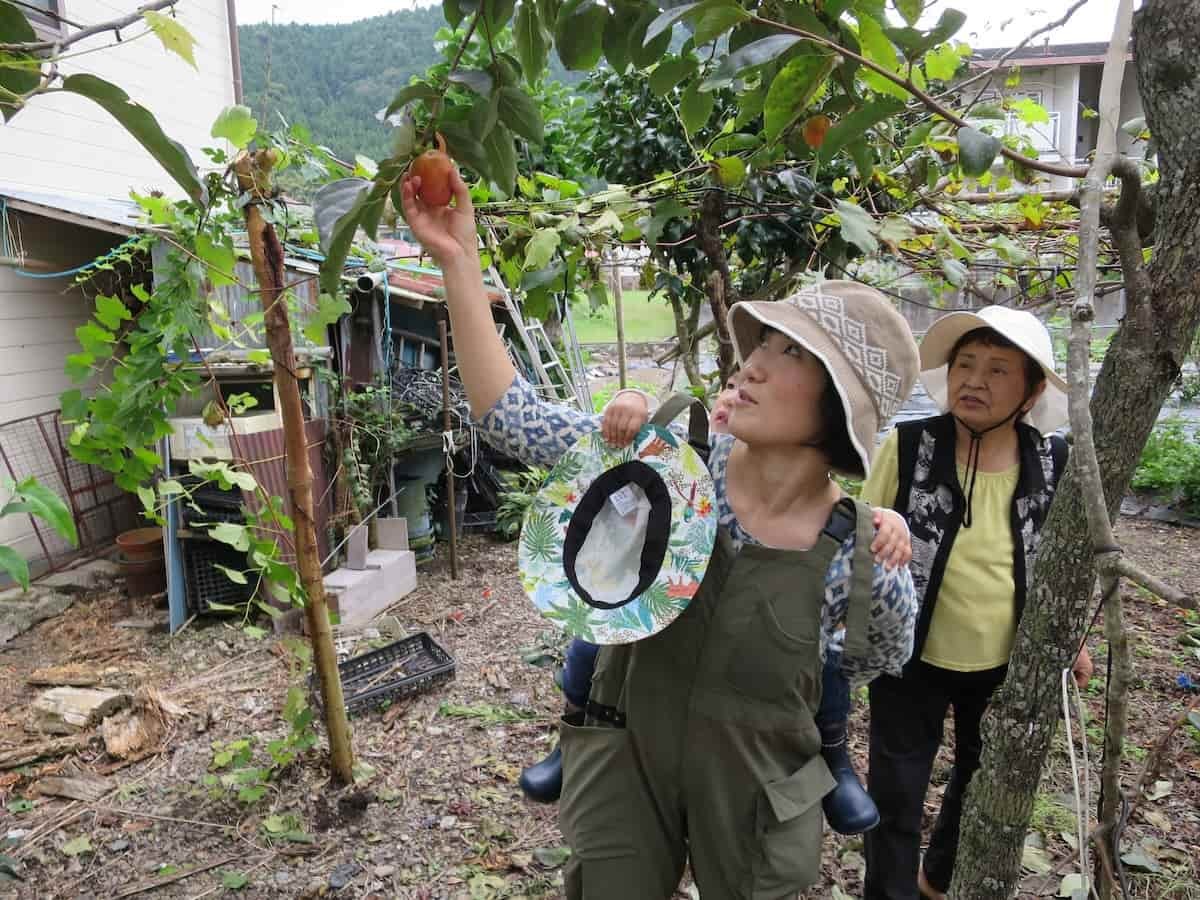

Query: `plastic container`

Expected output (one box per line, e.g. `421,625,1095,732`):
115,527,164,563
117,553,166,598
315,632,456,716
180,536,253,612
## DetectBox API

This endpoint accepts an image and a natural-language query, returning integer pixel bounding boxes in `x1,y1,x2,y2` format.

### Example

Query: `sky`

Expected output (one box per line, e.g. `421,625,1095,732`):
232,0,1133,47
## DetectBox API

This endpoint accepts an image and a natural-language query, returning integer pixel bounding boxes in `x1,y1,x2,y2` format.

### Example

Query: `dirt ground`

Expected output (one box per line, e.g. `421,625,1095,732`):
1,518,1197,899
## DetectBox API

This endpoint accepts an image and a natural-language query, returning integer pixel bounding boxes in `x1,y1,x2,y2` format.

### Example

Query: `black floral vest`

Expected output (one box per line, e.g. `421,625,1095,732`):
892,414,1069,666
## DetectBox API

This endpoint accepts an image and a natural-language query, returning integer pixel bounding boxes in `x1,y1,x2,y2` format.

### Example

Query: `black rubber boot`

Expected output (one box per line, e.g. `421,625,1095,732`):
518,746,562,803
820,725,880,834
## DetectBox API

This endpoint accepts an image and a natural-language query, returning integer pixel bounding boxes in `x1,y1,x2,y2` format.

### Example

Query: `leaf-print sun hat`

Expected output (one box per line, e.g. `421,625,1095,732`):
518,420,718,645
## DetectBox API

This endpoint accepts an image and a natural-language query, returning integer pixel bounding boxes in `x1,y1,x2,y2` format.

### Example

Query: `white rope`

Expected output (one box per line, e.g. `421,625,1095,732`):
1061,666,1100,900
442,425,479,480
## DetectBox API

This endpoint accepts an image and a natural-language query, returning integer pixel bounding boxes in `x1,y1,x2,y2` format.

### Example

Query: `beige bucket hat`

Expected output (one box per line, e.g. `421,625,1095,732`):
918,305,1068,435
727,280,920,476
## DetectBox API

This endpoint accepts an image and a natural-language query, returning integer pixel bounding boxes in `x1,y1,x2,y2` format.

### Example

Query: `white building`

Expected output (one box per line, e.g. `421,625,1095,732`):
964,41,1145,190
1,0,241,577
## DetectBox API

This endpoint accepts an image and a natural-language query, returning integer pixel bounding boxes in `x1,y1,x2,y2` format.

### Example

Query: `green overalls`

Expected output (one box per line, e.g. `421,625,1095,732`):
558,494,876,899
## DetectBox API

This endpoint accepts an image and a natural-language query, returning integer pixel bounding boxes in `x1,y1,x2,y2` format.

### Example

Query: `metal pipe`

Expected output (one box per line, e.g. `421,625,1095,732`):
225,0,244,105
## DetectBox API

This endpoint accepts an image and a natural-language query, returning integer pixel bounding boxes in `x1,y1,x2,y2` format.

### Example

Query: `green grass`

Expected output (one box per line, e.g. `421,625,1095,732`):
570,290,676,343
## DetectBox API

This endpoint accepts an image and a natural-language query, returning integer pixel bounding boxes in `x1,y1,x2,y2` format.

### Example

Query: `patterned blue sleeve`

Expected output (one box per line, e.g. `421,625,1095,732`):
474,375,601,467
824,539,917,687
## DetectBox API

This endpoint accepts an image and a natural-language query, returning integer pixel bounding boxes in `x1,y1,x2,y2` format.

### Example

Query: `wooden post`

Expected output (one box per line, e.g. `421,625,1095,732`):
438,315,459,579
233,149,354,784
611,250,627,390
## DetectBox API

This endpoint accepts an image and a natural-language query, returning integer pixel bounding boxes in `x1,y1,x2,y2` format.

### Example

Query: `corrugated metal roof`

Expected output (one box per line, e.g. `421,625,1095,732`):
0,184,145,235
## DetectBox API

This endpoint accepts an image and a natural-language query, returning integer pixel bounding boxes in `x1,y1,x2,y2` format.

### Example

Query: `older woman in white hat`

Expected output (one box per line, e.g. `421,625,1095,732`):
860,306,1093,900
402,169,920,899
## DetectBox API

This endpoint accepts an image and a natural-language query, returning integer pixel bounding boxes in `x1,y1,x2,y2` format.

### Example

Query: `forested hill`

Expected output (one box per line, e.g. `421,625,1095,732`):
237,5,574,162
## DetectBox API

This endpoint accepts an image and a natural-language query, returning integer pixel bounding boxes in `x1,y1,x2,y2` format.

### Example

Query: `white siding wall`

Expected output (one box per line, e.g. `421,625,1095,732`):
0,0,237,200
0,212,122,565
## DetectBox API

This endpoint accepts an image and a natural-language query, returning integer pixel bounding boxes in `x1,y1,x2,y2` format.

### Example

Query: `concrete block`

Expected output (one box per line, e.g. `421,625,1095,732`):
346,524,370,571
321,550,417,629
375,518,409,551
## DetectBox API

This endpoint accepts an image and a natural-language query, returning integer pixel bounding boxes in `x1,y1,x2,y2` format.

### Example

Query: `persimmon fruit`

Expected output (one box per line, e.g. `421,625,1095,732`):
802,114,832,150
409,133,457,207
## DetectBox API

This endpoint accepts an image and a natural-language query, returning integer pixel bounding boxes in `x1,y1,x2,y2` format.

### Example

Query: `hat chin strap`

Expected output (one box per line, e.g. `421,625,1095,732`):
952,394,1032,529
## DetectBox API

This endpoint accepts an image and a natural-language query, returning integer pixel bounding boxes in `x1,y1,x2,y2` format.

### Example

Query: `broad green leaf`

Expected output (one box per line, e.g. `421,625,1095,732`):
448,68,494,97
0,2,39,121
848,137,874,179
303,292,352,345
440,120,494,184
700,35,801,91
214,564,248,585
926,8,966,46
835,200,878,253
588,210,624,233
61,836,93,857
878,215,916,247
642,2,700,46
895,0,923,27
485,0,517,30
221,871,249,890
65,352,94,383
75,322,114,358
818,97,905,164
691,5,749,47
1010,96,1050,125
317,182,370,295
586,282,608,312
211,105,258,149
521,262,566,293
497,86,544,145
555,0,608,70
0,546,30,592
957,125,1002,176
710,131,760,153
482,123,518,197
143,10,198,69
93,295,132,331
158,479,185,495
444,0,464,27
59,389,86,423
137,485,155,514
924,43,964,81
210,522,251,553
679,81,715,136
196,233,238,287
631,6,672,69
514,0,549,87
712,157,746,187
61,75,206,204
642,197,690,249
649,55,697,97
524,228,561,270
470,93,500,141
384,83,439,119
247,348,271,365
763,53,834,142
602,4,634,74
855,11,899,70
941,258,968,286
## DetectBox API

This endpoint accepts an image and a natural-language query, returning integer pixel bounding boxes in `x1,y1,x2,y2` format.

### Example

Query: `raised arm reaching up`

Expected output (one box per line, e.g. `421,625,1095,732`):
401,170,516,417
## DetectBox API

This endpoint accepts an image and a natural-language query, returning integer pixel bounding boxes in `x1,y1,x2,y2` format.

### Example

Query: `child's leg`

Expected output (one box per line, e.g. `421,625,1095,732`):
519,639,600,804
818,649,880,834
561,639,600,710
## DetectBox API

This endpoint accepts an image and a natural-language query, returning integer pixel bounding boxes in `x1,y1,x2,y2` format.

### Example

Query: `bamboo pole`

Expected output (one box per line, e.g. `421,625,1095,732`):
233,149,354,784
438,314,459,579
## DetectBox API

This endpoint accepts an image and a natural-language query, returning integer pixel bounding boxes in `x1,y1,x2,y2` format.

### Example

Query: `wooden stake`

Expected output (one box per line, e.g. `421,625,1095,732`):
439,314,460,580
611,250,627,390
233,150,354,784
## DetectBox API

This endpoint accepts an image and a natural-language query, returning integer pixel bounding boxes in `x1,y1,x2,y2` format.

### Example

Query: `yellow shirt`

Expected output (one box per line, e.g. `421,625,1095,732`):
860,430,1019,672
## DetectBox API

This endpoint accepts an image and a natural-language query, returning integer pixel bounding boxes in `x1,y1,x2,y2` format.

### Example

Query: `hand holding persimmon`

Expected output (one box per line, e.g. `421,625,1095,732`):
408,133,458,207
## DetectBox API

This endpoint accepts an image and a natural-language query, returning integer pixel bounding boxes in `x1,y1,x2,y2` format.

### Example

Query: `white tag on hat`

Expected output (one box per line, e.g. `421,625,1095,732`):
608,484,639,517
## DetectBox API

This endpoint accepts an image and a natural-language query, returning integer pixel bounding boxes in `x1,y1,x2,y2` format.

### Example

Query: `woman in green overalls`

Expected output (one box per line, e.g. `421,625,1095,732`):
402,171,922,899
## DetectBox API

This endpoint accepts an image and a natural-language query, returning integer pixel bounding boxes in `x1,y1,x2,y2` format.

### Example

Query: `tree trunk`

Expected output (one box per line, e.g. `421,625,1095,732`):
234,150,355,785
668,292,704,391
696,191,736,383
951,2,1200,896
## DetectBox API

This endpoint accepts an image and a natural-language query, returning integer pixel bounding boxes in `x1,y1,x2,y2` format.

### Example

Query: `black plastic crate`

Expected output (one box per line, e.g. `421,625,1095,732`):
182,503,246,527
181,536,254,613
316,633,456,716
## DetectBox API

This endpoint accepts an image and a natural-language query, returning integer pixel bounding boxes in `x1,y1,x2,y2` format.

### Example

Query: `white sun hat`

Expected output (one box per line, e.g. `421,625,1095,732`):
918,305,1069,435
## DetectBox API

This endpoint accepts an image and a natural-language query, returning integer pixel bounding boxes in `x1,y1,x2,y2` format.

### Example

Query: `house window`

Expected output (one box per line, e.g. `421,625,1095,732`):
17,0,64,34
